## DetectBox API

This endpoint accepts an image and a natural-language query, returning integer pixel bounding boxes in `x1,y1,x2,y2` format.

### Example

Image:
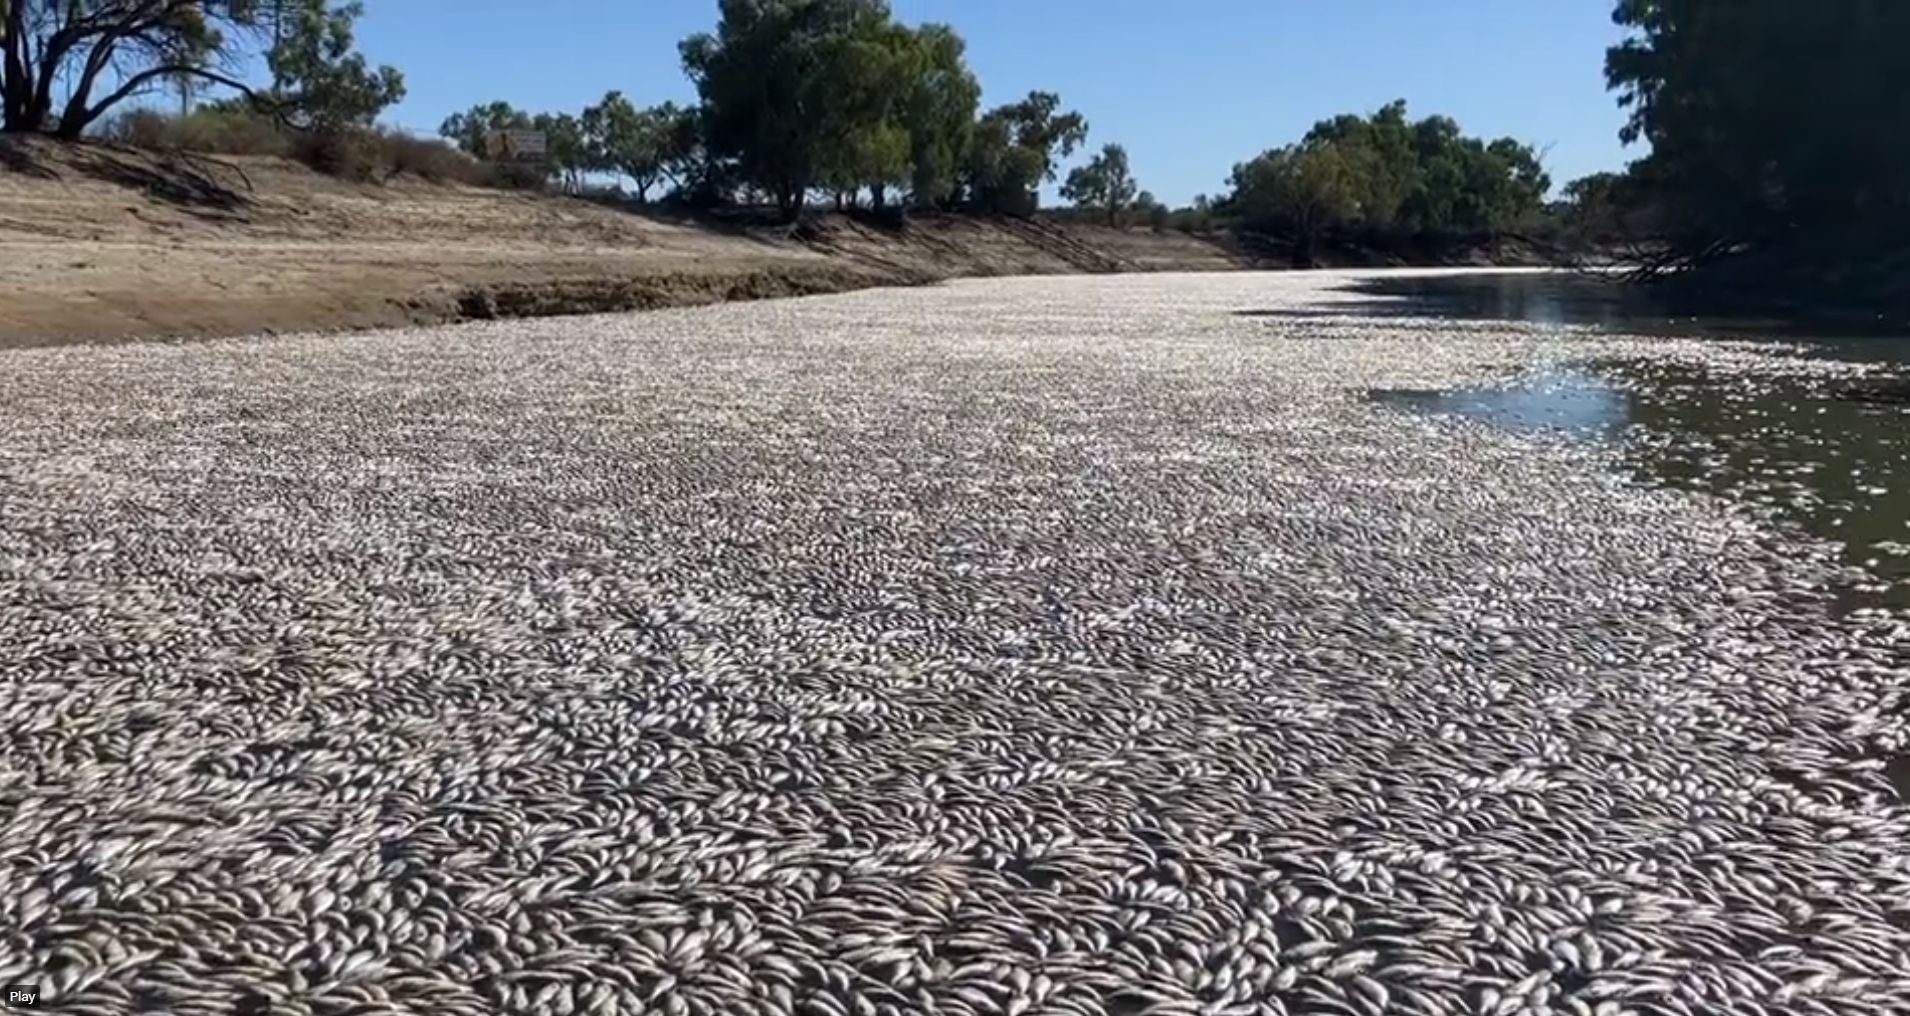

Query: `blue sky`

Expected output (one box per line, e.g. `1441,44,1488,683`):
347,0,1637,205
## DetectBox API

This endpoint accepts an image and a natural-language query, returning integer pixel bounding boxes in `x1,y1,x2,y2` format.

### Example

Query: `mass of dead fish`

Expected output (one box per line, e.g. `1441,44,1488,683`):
1,271,1907,1016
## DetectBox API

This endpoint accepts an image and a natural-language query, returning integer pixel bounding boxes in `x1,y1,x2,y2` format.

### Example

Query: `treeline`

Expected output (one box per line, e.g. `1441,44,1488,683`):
2,0,1580,267
1579,0,1910,312
439,0,1104,219
1222,101,1550,265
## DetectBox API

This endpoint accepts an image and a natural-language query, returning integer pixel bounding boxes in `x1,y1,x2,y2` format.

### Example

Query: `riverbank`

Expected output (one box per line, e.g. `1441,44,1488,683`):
0,138,1252,347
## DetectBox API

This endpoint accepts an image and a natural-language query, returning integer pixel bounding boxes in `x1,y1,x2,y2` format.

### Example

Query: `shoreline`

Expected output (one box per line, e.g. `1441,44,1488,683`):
0,139,1568,349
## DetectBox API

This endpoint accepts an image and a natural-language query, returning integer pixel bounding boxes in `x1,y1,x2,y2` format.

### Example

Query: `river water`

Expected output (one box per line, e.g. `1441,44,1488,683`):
1364,271,1910,616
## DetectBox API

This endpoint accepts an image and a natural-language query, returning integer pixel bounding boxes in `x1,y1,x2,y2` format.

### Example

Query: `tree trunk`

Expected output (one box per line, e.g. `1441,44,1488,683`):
1,0,30,132
872,183,885,211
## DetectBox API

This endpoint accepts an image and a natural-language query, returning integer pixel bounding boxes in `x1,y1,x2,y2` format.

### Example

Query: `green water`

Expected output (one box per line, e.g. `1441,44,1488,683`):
1363,273,1910,615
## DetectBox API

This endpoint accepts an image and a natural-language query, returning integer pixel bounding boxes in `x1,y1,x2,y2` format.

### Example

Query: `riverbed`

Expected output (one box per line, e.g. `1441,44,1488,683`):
2,270,1906,1014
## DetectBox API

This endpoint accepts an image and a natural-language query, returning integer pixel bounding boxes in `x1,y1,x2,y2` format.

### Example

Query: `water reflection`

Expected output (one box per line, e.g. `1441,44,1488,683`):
1360,273,1910,614
1374,369,1630,435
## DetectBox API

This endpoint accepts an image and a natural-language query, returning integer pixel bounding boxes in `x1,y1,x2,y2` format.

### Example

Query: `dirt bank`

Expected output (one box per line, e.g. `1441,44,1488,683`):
0,138,1250,346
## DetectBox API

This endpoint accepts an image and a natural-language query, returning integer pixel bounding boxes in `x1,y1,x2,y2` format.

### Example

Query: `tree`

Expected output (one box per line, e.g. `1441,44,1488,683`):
263,0,401,130
580,91,690,202
811,17,913,209
964,90,1088,213
682,0,896,218
438,100,530,158
3,1,265,137
1224,100,1550,256
1133,190,1169,232
1559,170,1639,245
1062,142,1137,226
0,0,394,139
961,113,1044,214
532,110,586,191
1604,0,1910,300
656,101,718,201
898,23,977,208
1230,141,1363,265
989,90,1087,182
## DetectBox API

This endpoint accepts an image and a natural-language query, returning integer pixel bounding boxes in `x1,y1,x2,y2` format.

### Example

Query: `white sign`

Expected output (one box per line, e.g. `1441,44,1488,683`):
487,129,547,163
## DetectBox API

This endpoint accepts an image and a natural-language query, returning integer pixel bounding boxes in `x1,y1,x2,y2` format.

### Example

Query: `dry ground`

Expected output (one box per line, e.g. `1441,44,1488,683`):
0,138,1245,346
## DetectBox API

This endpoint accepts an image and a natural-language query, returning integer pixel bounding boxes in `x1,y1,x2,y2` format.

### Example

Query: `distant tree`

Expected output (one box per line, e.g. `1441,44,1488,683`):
962,113,1045,214
1132,190,1170,231
439,100,532,158
812,17,913,209
1062,142,1138,225
533,110,586,191
991,90,1087,182
1559,170,1639,245
1230,142,1362,265
581,91,692,202
1226,100,1549,257
964,90,1088,213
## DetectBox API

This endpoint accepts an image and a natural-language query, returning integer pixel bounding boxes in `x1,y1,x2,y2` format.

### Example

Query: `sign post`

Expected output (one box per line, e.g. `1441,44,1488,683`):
486,129,548,164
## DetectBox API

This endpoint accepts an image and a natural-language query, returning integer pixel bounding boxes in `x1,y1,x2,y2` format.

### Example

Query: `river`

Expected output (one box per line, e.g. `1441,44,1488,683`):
4,270,1907,1010
1363,271,1910,616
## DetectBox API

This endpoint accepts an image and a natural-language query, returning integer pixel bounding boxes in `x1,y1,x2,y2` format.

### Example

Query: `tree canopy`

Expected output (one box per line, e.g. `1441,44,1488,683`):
681,0,1002,217
439,100,531,158
1603,0,1910,303
262,0,401,130
1062,143,1137,225
1224,100,1549,262
1,0,398,138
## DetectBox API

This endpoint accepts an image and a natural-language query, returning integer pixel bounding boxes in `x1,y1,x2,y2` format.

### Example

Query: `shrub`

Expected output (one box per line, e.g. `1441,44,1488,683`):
371,128,486,184
289,127,382,181
97,108,499,187
97,106,290,157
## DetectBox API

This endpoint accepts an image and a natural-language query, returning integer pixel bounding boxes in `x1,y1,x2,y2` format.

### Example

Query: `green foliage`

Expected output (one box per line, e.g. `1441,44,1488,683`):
532,110,587,191
683,0,890,215
438,101,532,158
1604,0,1910,299
580,92,695,201
811,18,914,207
1557,170,1649,246
964,90,1089,214
265,0,403,130
1230,142,1364,262
99,104,291,155
1133,190,1170,232
1226,100,1549,258
899,24,978,207
1061,143,1137,225
679,0,985,216
1163,194,1218,233
961,114,1041,215
3,1,271,138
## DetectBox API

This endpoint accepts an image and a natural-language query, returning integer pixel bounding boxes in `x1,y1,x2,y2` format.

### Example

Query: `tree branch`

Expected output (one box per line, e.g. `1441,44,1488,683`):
67,64,258,137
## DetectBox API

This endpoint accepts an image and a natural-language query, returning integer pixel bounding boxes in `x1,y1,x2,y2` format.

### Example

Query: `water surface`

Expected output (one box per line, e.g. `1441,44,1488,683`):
1362,272,1910,613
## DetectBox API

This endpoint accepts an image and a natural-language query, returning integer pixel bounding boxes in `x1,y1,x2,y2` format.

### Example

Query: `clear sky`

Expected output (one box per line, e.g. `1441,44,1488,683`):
347,0,1638,205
